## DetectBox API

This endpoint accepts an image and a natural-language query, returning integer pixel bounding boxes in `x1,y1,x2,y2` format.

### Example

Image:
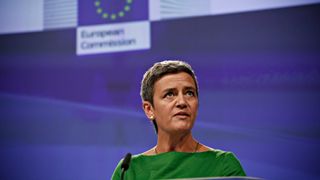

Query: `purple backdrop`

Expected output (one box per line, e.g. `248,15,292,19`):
1,4,320,180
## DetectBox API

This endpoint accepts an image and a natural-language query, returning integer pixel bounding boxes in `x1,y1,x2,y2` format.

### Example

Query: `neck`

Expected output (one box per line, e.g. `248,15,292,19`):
155,131,198,153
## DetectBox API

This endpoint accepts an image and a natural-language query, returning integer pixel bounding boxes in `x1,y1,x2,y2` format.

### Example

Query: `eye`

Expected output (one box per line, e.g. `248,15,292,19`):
186,90,195,97
164,91,174,98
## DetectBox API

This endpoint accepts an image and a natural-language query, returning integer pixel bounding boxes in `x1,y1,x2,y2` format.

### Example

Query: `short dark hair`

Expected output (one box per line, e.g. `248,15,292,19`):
140,60,199,133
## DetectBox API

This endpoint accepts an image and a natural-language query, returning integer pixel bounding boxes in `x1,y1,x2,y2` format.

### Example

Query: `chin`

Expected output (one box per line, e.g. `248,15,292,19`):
174,125,193,133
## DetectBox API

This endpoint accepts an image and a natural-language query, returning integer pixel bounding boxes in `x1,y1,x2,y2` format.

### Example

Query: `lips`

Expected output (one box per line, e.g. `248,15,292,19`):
174,112,190,117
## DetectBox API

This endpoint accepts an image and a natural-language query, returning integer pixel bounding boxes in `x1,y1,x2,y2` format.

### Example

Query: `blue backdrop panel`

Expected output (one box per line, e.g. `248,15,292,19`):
1,4,320,180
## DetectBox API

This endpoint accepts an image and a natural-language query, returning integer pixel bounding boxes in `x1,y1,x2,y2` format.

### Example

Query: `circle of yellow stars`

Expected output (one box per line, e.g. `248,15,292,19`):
95,0,133,21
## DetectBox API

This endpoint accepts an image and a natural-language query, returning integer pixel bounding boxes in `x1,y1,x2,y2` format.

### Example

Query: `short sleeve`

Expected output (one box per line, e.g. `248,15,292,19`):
223,152,246,176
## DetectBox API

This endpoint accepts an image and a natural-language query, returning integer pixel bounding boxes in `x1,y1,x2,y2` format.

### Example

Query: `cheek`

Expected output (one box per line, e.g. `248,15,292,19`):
154,103,171,116
159,105,176,119
191,101,199,114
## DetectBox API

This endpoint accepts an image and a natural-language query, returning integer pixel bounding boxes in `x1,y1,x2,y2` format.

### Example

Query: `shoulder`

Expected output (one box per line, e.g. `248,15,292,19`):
111,154,143,180
196,147,246,176
111,153,152,180
210,149,246,176
198,144,235,158
197,148,233,160
141,147,155,156
204,148,241,164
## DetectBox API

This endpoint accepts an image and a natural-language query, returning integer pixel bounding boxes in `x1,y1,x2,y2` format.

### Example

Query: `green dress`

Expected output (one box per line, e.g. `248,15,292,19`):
111,150,246,179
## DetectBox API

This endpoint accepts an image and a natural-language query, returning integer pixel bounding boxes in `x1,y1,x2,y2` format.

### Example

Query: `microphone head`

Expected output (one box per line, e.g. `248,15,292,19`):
121,153,132,171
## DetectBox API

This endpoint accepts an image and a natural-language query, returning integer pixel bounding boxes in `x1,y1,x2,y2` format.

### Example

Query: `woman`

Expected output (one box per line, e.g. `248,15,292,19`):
112,60,246,179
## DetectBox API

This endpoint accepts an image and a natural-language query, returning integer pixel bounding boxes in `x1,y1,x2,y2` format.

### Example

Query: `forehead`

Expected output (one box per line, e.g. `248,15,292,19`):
154,72,196,91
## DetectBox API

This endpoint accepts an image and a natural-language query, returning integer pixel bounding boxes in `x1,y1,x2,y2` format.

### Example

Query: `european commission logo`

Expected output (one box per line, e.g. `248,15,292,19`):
77,0,150,55
79,0,148,25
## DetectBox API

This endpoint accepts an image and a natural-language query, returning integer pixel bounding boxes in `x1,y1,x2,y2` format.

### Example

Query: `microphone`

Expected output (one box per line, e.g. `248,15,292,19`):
120,153,132,180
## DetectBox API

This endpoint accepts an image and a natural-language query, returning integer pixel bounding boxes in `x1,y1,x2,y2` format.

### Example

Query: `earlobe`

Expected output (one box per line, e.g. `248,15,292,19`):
142,101,154,120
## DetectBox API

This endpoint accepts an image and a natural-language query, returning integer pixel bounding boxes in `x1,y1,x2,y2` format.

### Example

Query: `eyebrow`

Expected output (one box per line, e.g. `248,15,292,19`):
162,88,176,93
162,86,196,93
184,86,196,91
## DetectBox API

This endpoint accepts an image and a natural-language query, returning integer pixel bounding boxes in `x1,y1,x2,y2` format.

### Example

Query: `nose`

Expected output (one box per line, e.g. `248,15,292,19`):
176,94,187,109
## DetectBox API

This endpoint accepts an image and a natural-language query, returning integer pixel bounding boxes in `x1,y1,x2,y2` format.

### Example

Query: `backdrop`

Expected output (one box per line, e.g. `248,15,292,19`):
1,1,320,180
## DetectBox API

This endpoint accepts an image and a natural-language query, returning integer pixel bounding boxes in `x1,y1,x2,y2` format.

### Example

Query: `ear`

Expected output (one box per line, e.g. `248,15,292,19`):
142,101,155,120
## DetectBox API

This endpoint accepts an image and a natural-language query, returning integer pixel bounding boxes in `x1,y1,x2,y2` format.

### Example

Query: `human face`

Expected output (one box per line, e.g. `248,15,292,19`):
144,72,199,134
